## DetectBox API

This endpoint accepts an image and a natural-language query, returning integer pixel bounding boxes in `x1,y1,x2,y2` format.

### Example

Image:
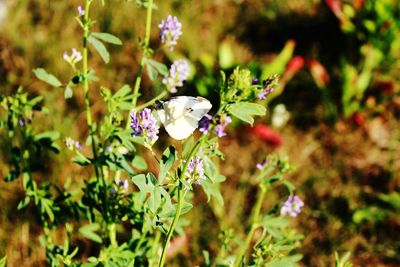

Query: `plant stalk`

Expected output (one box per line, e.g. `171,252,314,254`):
234,184,268,267
158,140,203,267
131,0,154,108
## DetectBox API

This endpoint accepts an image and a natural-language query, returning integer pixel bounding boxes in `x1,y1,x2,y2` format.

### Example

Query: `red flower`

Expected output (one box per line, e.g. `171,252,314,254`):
352,112,365,127
249,124,283,148
286,56,305,77
306,58,330,88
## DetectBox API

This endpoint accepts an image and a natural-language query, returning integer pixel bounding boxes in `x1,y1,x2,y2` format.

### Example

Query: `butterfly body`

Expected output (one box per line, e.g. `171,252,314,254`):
156,96,212,140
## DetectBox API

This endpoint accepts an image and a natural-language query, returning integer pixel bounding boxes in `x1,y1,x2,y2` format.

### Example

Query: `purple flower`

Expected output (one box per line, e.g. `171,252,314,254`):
280,195,304,217
75,141,82,150
162,59,190,93
252,78,259,85
65,137,81,151
77,6,85,16
186,156,206,186
258,87,274,100
63,48,82,64
19,119,25,127
158,15,182,51
118,179,129,191
130,108,159,145
198,114,212,134
214,115,232,138
256,160,266,170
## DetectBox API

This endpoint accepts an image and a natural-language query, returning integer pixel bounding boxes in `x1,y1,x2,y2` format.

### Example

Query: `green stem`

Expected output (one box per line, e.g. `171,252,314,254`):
234,184,268,267
134,90,168,111
82,0,108,225
158,140,203,267
131,0,154,108
82,0,99,180
158,185,183,267
109,223,117,248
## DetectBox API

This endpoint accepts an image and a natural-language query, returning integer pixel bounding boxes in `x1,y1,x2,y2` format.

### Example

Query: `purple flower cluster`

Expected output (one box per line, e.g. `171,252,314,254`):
162,59,190,93
130,108,159,145
186,156,206,186
280,195,304,217
215,115,232,137
65,137,82,151
158,15,182,51
199,114,232,138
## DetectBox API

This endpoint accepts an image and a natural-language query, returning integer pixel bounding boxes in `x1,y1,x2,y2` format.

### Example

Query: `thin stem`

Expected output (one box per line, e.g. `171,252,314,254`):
158,139,203,267
131,0,154,108
234,184,268,267
82,0,99,180
82,0,108,225
158,184,183,267
135,90,168,111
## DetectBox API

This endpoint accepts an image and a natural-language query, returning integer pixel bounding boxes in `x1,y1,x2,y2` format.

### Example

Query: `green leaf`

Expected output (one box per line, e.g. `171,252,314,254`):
148,187,162,213
79,223,103,243
64,86,73,99
41,198,55,222
146,59,168,76
88,36,110,63
261,40,295,79
22,172,30,189
159,145,176,183
91,32,122,45
131,174,155,193
33,68,62,87
17,196,30,210
34,131,60,141
113,84,132,99
146,61,158,80
229,102,266,125
182,136,194,158
180,202,193,215
132,156,147,170
72,152,91,166
0,256,6,267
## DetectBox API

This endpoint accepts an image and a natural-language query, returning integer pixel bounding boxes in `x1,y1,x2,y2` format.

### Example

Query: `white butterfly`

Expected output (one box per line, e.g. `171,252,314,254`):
156,96,212,140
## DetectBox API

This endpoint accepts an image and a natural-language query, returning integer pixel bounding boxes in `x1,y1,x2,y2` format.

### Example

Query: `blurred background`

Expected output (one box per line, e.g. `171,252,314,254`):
0,0,399,266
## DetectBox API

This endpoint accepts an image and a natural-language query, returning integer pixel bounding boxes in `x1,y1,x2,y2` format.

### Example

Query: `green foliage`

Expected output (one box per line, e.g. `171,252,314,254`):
33,68,63,87
335,251,353,267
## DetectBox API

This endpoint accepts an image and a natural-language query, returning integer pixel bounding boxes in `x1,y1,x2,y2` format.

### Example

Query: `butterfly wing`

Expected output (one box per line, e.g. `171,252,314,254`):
157,96,212,140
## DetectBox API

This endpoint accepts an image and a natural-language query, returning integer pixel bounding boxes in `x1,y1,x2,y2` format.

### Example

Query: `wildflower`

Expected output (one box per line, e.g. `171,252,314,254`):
75,141,82,150
185,156,206,186
252,77,259,85
214,115,232,138
198,114,212,134
19,119,25,127
256,160,266,170
65,137,82,151
280,195,304,217
130,108,159,146
77,5,85,16
162,59,190,93
158,15,182,50
63,48,82,64
116,179,129,193
250,124,283,148
271,104,290,128
65,137,82,150
257,87,274,100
